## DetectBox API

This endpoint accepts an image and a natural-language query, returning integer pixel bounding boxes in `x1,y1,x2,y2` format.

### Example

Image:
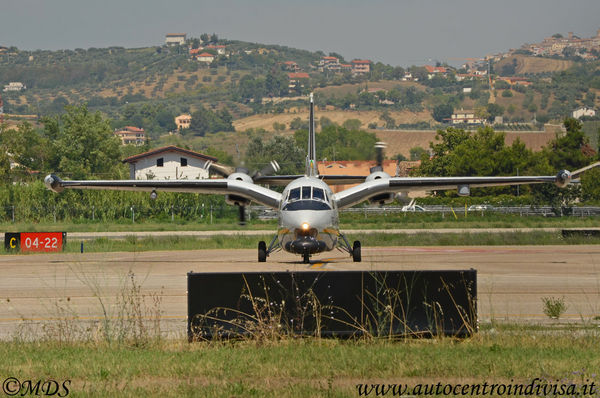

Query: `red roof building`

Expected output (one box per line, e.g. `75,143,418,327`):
114,126,146,146
351,59,371,75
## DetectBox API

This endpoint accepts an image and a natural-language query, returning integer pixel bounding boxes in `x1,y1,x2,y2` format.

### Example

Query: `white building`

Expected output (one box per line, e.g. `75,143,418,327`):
451,109,485,125
3,82,26,92
196,52,215,64
123,146,218,180
572,107,596,119
165,33,186,46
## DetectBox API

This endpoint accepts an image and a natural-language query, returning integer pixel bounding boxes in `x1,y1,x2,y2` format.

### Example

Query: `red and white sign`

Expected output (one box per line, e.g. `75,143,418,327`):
20,232,65,252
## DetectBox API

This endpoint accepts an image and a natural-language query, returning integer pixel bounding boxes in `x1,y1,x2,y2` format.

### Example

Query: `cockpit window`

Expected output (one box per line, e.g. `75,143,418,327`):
301,186,311,200
289,188,300,201
313,187,325,201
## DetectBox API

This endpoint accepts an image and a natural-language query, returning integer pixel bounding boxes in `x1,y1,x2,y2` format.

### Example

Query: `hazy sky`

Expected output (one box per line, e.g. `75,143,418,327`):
2,0,600,66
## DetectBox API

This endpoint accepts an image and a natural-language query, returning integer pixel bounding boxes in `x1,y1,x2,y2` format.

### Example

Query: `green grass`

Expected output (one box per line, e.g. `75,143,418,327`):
1,213,599,233
3,231,598,255
2,324,599,397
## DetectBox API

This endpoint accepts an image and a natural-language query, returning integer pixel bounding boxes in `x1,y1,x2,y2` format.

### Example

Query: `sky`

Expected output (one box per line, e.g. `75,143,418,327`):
2,0,600,67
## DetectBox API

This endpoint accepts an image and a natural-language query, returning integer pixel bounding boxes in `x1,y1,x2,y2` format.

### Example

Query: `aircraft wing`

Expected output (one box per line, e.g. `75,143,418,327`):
334,173,568,209
44,174,282,209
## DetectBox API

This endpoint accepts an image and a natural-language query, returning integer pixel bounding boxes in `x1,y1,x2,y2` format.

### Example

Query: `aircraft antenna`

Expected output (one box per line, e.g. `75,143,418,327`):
306,93,318,176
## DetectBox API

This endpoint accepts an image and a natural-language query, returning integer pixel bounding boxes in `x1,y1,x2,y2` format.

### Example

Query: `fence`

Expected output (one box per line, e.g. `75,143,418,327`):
1,204,599,223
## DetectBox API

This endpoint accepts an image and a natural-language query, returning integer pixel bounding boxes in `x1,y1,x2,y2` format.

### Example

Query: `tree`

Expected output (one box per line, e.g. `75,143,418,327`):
432,103,453,123
44,104,122,179
486,103,505,122
294,125,377,161
319,117,335,129
245,136,304,175
380,111,396,129
394,153,408,161
2,122,50,173
409,146,428,161
189,106,234,136
342,119,362,131
273,122,286,132
290,117,308,130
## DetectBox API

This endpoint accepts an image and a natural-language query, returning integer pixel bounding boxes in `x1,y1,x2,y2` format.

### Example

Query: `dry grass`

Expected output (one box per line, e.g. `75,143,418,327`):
1,324,600,397
495,55,575,75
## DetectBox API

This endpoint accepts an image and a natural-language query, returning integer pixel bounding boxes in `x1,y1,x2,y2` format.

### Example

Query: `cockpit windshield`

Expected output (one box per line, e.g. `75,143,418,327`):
313,188,325,201
302,186,311,200
289,188,300,201
286,186,329,204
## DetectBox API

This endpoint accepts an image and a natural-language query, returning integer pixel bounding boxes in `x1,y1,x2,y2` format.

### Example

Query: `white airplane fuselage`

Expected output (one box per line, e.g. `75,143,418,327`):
277,176,339,255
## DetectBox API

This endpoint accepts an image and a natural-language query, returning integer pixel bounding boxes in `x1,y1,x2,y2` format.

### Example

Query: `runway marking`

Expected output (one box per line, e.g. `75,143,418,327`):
309,257,348,269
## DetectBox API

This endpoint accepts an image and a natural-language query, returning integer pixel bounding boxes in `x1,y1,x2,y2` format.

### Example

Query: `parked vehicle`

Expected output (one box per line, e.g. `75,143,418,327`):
468,204,494,211
401,204,426,212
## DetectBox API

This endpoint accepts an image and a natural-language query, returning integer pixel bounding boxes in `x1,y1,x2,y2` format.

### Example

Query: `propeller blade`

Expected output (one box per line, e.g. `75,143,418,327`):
205,161,235,177
370,142,387,173
238,205,246,226
253,161,281,178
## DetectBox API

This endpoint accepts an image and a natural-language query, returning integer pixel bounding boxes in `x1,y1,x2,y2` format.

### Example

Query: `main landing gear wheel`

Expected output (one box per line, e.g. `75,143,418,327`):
258,241,267,262
303,253,310,264
352,240,361,262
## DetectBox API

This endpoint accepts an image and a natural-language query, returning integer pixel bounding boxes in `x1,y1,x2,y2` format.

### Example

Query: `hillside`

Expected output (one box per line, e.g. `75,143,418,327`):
1,35,598,152
495,55,575,75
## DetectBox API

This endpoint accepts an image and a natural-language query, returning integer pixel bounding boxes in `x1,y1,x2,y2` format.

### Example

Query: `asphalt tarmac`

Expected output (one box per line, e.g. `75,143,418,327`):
1,245,600,339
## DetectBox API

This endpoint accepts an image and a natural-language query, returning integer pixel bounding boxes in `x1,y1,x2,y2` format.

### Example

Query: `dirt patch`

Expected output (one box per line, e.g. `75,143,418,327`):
373,130,556,158
233,109,433,132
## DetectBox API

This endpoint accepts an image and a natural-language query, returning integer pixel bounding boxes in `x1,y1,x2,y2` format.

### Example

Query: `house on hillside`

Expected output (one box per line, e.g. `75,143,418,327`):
205,45,226,55
496,76,531,87
450,109,485,125
572,107,596,119
424,65,448,79
196,52,215,64
288,72,310,93
114,126,146,146
175,114,192,130
165,33,186,46
123,145,217,180
351,60,371,75
3,82,26,92
318,56,341,72
282,61,300,72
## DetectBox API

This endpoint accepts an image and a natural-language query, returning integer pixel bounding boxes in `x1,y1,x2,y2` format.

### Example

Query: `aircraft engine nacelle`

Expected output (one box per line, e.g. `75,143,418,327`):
365,170,390,183
226,172,253,206
365,171,394,205
555,170,571,188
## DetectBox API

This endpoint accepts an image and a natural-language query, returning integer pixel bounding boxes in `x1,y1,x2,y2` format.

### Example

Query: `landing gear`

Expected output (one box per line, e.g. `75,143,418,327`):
258,241,267,262
338,232,362,262
303,253,310,264
257,235,281,263
352,240,361,262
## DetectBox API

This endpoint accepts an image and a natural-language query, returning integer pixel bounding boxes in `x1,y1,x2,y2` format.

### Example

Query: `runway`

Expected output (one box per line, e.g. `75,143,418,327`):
1,245,600,339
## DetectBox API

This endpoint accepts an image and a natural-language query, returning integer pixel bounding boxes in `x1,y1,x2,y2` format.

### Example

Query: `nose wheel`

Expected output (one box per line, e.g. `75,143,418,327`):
303,253,310,264
258,241,267,262
352,240,361,262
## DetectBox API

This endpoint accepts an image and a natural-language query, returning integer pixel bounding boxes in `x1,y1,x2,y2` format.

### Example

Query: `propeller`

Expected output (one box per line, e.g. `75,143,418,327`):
370,142,387,173
252,160,280,179
204,160,280,226
238,205,246,226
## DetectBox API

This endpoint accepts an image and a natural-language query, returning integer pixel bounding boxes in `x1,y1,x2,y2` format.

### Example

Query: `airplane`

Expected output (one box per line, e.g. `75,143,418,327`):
44,93,594,264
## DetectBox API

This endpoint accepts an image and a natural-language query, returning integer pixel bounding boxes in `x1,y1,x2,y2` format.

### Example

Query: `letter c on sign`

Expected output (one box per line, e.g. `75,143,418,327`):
9,238,16,249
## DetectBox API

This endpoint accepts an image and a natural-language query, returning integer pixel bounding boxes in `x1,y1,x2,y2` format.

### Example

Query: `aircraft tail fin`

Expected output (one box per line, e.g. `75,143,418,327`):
306,93,318,176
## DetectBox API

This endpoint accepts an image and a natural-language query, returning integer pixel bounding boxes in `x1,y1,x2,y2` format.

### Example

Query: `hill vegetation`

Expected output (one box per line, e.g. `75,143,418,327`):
1,35,598,145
